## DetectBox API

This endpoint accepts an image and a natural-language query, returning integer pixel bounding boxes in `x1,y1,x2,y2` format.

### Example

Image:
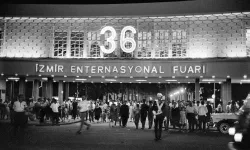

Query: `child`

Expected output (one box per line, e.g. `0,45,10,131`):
179,106,187,132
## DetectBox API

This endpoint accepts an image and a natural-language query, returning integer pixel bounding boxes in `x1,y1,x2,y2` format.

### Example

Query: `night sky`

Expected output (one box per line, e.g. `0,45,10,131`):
1,0,192,4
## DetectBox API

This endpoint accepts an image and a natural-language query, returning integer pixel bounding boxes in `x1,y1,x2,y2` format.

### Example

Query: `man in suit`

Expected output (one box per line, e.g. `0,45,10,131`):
148,100,154,129
140,99,149,129
120,101,129,128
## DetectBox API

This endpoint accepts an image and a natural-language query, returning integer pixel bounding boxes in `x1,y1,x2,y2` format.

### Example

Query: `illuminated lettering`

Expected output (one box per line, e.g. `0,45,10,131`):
100,26,117,54
173,66,178,74
187,66,194,73
128,66,134,73
195,66,201,73
144,66,150,74
98,66,104,73
151,66,157,74
91,66,96,73
180,66,186,73
120,66,126,73
77,66,83,73
120,26,136,53
159,66,164,73
105,66,111,73
113,66,118,73
58,65,63,72
135,66,142,73
71,66,76,73
47,66,53,72
39,65,45,72
85,66,90,73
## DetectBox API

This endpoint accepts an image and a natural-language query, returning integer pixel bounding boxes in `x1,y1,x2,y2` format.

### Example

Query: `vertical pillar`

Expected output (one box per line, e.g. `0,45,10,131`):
165,84,170,103
32,79,39,102
58,80,63,105
58,80,63,104
195,78,200,101
221,78,231,111
47,77,53,99
19,77,26,97
65,82,69,100
0,79,6,102
42,81,47,98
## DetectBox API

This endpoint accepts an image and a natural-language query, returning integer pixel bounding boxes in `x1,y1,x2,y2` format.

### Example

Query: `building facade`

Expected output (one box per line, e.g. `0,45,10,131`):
0,0,250,110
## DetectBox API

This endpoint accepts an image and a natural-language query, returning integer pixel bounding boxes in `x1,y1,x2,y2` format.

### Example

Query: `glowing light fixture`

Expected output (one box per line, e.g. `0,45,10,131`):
64,75,67,78
75,78,87,81
243,75,247,79
105,79,116,82
120,82,122,83
227,75,230,78
6,79,8,81
76,76,79,78
178,82,180,84
159,76,162,78
25,79,28,82
101,82,103,83
212,75,215,78
8,77,20,80
149,82,151,84
188,82,190,84
102,76,105,78
26,74,29,76
185,76,189,78
38,74,41,77
234,133,243,142
130,76,133,78
42,78,47,80
88,76,91,78
172,76,175,78
241,79,250,82
51,75,54,77
15,74,18,76
63,81,66,83
129,82,132,83
136,80,147,82
202,79,215,82
114,76,117,78
200,76,203,78
145,76,148,78
1,73,4,76
165,79,177,82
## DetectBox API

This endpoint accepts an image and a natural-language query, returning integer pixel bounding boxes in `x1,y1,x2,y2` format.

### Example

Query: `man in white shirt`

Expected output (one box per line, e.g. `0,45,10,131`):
76,98,91,134
198,101,208,133
50,99,60,126
12,94,28,133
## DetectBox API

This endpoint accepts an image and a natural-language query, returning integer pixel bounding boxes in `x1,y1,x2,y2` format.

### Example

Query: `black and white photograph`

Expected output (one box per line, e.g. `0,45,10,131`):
0,0,250,150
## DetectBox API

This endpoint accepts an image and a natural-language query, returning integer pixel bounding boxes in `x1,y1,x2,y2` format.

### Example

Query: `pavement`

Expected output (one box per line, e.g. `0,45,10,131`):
0,121,232,150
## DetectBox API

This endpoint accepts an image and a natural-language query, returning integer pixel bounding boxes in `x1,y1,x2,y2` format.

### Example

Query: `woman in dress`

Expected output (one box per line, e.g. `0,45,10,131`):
179,106,187,132
94,104,102,123
109,101,116,127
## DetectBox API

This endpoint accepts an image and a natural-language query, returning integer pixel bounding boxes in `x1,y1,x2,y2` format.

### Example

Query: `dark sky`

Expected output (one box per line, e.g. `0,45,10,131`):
1,0,192,4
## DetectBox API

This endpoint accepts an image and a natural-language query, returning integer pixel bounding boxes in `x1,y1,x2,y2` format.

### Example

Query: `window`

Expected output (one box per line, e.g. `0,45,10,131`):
120,31,134,58
70,32,84,57
172,30,187,57
247,28,250,56
54,31,67,57
137,31,152,58
87,31,101,57
154,29,187,58
154,30,170,57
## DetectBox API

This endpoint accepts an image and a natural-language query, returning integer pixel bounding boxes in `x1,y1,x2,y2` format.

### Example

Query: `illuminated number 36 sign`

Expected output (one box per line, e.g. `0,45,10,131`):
100,26,136,54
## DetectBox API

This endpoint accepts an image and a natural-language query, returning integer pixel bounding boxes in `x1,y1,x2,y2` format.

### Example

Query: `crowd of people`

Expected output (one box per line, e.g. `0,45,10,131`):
1,93,248,137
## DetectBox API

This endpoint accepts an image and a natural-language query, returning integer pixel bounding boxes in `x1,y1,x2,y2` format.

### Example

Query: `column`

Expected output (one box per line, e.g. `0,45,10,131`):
221,78,232,111
32,79,39,102
65,82,69,100
0,79,6,102
19,77,26,97
42,81,47,98
58,80,63,105
46,77,53,99
195,78,200,101
165,84,170,102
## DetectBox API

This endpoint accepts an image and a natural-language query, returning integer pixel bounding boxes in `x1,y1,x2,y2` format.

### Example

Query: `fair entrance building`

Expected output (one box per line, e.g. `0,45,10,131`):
0,0,250,110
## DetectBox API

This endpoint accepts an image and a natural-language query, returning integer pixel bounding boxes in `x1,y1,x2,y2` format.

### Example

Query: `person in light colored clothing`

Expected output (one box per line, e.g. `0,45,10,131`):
13,94,28,134
198,101,208,133
76,99,91,134
186,101,196,132
50,99,60,126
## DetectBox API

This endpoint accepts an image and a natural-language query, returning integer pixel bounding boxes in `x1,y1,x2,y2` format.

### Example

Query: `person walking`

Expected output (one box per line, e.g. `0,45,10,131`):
140,99,149,130
72,98,78,120
186,101,196,132
109,101,116,127
152,93,166,141
115,102,121,126
120,101,129,128
133,103,140,129
50,99,60,126
171,101,180,130
129,102,134,122
88,100,95,123
94,104,102,123
12,94,28,135
163,99,171,131
76,99,91,134
148,101,154,129
206,101,213,130
198,101,208,133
